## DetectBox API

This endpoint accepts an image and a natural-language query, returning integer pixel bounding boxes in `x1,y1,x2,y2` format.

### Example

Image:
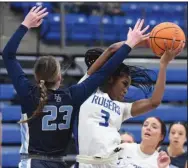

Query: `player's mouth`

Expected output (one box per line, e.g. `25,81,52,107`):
144,132,151,137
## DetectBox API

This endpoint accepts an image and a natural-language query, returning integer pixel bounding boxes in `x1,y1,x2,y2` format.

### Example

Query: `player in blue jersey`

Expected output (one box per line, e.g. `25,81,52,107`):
2,6,149,168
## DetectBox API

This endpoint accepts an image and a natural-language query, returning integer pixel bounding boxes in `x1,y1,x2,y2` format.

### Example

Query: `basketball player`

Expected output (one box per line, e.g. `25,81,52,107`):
75,20,184,167
2,6,141,168
118,117,170,168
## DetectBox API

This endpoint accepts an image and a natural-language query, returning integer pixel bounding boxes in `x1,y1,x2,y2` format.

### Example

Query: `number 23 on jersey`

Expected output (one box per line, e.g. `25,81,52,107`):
42,105,73,131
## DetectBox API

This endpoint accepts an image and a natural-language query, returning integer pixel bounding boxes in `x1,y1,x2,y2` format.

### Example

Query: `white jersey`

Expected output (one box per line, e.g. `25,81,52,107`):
119,143,169,168
78,74,133,157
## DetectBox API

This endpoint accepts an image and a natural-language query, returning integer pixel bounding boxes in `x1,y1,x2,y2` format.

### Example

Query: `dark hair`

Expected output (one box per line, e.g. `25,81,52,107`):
143,117,167,148
168,121,187,138
85,48,104,69
100,63,156,99
84,48,156,99
19,56,61,123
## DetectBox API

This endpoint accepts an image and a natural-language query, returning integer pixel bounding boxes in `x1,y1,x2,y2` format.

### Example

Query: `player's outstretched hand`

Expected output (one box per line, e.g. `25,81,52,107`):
157,151,170,168
160,38,184,66
22,6,48,29
125,19,150,48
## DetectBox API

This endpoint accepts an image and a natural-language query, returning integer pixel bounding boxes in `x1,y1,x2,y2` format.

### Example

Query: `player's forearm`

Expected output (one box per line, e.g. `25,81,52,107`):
87,41,125,75
150,64,167,106
2,24,28,60
87,48,113,75
2,24,30,97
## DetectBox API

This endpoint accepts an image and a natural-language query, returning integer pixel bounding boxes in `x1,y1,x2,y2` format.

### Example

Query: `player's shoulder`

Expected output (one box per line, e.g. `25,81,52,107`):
121,142,138,150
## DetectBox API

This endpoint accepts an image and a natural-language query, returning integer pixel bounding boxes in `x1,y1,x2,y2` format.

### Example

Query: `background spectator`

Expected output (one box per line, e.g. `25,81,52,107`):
159,122,187,168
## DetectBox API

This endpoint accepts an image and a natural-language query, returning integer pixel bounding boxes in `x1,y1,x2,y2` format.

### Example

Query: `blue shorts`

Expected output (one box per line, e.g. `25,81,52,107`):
19,158,67,168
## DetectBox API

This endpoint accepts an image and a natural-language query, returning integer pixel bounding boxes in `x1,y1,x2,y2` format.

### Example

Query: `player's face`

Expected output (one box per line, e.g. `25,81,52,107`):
142,117,163,147
121,134,134,143
169,124,187,148
108,75,131,102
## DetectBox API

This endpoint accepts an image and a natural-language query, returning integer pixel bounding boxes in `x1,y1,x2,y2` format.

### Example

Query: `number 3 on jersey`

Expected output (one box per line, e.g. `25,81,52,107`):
42,105,73,131
99,110,110,127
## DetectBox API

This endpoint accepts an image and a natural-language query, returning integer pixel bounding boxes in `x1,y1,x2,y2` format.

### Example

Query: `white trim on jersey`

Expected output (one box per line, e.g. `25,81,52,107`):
19,114,29,154
18,158,31,168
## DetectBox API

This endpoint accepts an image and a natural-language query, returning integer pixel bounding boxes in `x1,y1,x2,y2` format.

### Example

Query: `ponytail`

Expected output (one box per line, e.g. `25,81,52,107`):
18,80,48,123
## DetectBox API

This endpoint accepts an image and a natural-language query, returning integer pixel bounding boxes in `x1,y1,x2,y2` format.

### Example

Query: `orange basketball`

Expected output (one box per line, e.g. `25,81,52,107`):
149,22,186,57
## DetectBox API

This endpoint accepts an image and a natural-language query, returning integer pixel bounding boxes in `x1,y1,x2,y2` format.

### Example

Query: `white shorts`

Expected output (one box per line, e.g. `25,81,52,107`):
77,153,125,168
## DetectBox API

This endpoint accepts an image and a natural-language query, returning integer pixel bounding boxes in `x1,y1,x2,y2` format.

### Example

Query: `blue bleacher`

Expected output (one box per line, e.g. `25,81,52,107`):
2,124,21,144
127,105,187,122
125,85,187,102
2,147,20,167
2,106,21,121
11,2,187,43
0,84,15,100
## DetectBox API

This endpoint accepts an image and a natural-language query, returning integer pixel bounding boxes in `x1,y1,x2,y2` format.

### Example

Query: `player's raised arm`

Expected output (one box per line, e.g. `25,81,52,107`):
87,41,124,75
71,19,150,107
2,6,48,97
130,39,184,117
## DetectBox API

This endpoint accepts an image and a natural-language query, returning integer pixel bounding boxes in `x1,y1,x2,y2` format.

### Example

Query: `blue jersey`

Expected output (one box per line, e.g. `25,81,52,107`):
160,146,187,168
2,24,131,156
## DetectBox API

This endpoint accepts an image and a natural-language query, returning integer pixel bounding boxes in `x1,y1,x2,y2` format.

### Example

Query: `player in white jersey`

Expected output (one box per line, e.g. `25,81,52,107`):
118,117,170,168
75,19,184,168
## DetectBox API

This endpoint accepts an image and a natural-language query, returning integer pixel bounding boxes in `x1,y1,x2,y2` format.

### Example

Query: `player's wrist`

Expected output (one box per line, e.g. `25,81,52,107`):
21,21,31,29
124,40,135,49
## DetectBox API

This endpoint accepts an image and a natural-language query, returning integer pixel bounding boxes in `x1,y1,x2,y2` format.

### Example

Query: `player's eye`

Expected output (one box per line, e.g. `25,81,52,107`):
123,82,128,87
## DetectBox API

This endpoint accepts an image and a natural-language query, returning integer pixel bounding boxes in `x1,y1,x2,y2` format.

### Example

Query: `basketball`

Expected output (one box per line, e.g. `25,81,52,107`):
149,22,186,57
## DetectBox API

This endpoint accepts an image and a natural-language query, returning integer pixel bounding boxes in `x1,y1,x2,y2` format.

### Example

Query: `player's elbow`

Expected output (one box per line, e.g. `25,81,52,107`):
149,98,161,109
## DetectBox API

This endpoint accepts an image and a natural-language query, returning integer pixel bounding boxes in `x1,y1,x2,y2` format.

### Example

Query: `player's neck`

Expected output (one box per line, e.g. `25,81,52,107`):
140,141,156,155
168,145,184,157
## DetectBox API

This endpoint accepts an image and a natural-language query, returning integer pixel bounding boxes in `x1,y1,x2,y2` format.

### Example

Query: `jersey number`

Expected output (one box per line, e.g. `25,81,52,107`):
99,110,110,127
42,105,73,131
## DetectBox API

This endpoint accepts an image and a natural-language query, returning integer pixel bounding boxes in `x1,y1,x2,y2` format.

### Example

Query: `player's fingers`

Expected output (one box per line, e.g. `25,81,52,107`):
128,27,132,34
138,19,144,31
33,5,42,13
30,6,37,12
171,37,176,50
133,18,141,30
175,41,183,55
37,7,47,16
36,19,44,26
37,12,48,20
164,39,169,51
141,25,150,34
142,33,150,40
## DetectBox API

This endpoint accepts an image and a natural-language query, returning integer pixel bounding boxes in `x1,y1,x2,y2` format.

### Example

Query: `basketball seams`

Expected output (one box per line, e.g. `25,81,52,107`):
150,26,185,42
149,23,185,56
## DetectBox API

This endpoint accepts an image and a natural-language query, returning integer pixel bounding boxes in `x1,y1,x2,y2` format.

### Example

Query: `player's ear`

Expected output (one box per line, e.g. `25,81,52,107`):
57,74,62,82
108,77,114,84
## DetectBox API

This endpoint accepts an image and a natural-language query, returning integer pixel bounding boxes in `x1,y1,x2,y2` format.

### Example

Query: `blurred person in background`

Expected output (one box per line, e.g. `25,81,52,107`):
159,122,187,168
103,3,125,16
120,131,135,143
118,117,170,168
